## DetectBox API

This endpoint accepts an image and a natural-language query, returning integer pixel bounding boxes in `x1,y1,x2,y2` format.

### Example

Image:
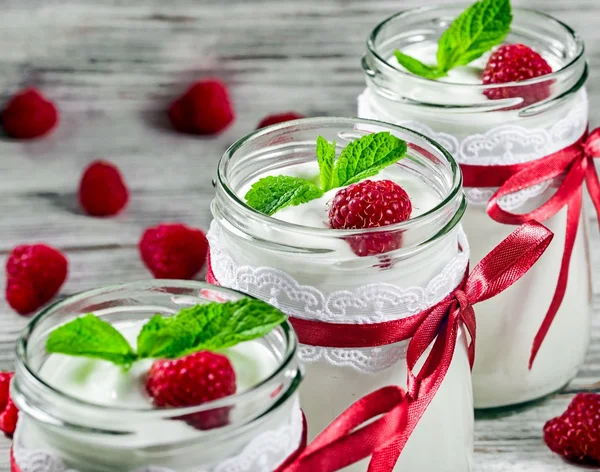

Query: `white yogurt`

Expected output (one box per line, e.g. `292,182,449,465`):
210,149,473,470
15,319,302,471
359,39,592,408
301,335,474,472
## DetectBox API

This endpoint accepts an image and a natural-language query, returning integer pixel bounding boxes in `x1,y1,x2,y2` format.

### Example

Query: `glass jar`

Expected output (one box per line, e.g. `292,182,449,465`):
359,6,591,408
11,281,303,472
209,117,473,471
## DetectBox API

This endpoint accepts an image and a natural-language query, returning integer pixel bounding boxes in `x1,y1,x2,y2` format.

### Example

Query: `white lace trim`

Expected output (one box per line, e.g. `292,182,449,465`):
357,89,588,209
13,402,303,472
207,221,469,374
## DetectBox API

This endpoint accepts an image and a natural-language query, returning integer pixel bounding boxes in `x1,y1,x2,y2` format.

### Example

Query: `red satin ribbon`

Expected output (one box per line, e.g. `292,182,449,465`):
207,221,553,471
278,387,409,472
461,128,600,368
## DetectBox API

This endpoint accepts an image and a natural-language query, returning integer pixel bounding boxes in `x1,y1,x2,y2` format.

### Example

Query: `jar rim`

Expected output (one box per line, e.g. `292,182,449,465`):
216,116,464,244
366,4,586,90
14,280,301,421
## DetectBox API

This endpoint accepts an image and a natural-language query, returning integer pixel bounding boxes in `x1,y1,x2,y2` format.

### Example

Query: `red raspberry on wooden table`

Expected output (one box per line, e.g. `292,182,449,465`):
78,160,129,217
139,223,208,279
544,393,600,466
328,180,412,257
5,244,68,315
1,88,58,139
0,399,18,438
146,351,236,430
256,112,305,129
0,372,18,437
168,79,234,135
483,44,553,106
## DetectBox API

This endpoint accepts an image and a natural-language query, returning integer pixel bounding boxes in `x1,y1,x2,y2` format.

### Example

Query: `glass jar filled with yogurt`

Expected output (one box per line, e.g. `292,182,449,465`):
209,117,475,471
359,1,592,408
10,281,303,472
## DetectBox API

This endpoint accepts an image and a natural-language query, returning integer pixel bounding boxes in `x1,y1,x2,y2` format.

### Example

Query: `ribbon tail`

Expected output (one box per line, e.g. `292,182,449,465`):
283,386,409,472
585,154,600,225
529,190,582,368
369,309,462,471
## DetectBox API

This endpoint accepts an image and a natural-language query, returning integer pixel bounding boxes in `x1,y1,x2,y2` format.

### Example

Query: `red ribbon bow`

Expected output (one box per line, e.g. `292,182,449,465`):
208,221,553,471
462,128,600,368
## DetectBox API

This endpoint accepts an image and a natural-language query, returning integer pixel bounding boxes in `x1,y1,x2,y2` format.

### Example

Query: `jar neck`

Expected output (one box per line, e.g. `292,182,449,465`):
362,6,587,117
12,281,301,437
212,117,466,266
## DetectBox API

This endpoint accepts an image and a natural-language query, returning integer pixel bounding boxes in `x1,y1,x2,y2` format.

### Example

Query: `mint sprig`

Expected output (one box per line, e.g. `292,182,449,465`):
394,0,512,79
46,299,287,367
245,131,408,215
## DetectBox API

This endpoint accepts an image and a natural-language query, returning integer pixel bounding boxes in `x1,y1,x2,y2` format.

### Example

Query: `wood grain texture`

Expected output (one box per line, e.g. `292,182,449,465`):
0,0,599,470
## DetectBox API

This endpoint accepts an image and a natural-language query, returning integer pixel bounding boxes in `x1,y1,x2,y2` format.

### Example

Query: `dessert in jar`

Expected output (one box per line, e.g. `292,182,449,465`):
358,0,599,408
208,117,552,470
9,281,304,472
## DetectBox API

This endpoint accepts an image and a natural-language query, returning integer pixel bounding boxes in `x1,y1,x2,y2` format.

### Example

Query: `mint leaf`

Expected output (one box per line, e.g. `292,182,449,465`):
393,0,512,79
137,313,198,359
437,0,511,71
331,132,408,188
46,314,137,367
187,298,286,353
245,175,324,216
393,51,447,80
316,136,336,191
137,299,287,359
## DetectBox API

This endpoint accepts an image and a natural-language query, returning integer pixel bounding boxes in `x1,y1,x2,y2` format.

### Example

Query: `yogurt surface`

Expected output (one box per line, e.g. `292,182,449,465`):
241,160,441,231
40,319,278,409
391,41,562,85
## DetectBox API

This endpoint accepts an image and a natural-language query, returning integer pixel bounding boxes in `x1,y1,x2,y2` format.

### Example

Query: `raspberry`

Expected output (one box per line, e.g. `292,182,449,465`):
2,88,58,139
5,244,68,315
0,372,13,412
329,180,412,230
139,223,208,279
329,180,412,258
257,112,304,129
0,372,17,438
483,44,553,106
168,79,234,135
544,393,600,466
146,351,236,430
78,160,129,217
0,399,18,438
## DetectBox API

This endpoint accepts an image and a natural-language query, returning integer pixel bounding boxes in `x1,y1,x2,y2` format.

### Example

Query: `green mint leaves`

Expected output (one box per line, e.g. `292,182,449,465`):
245,176,324,216
331,132,407,188
46,314,138,367
137,299,286,358
394,0,512,79
46,299,287,367
245,132,408,215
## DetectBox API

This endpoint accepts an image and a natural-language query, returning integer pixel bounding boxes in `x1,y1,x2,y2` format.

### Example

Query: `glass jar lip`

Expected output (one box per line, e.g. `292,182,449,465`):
366,4,586,89
216,116,463,238
15,280,300,418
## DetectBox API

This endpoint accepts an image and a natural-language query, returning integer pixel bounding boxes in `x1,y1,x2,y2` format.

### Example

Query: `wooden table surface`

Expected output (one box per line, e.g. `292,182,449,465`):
0,0,599,470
